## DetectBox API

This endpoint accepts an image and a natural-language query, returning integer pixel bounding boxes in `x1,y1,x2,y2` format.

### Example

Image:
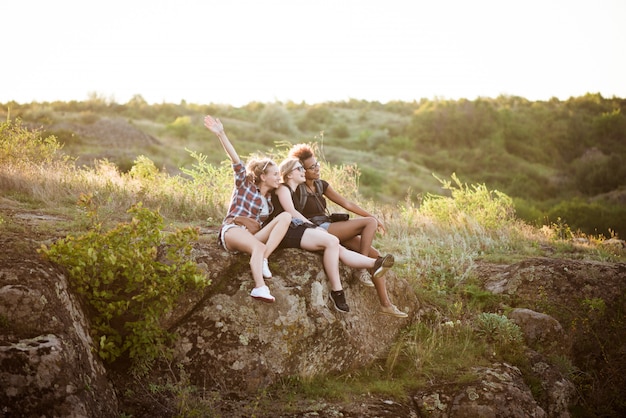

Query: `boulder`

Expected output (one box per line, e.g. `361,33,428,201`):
169,242,418,392
413,363,547,418
508,308,565,348
0,263,118,417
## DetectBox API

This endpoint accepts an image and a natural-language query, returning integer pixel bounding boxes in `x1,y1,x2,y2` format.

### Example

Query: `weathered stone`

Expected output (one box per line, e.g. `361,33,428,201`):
413,363,547,418
0,264,118,417
508,308,564,346
171,243,418,392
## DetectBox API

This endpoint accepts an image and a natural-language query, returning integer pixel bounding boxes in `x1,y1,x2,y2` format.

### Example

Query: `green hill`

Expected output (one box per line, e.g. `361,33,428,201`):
2,93,625,236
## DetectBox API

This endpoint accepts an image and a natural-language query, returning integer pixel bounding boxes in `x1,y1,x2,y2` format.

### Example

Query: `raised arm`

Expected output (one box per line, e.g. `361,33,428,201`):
204,115,240,164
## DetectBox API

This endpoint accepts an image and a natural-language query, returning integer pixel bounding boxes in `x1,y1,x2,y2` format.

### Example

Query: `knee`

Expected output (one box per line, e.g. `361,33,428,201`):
251,240,266,254
359,217,377,232
277,212,291,224
326,234,340,248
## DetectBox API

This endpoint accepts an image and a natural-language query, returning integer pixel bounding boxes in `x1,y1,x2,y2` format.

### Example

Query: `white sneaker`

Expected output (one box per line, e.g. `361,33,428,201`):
262,258,272,279
250,285,275,303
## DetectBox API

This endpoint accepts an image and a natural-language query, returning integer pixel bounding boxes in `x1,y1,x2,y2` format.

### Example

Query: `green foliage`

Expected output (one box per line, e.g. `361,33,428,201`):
572,151,626,195
547,198,626,238
257,103,297,135
329,123,349,138
385,320,486,382
179,149,233,219
165,116,192,139
421,173,515,230
475,313,524,347
0,119,64,166
40,203,208,370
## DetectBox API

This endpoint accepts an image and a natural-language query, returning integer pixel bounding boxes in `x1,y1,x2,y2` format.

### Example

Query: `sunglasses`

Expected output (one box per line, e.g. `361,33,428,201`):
290,165,305,173
261,160,271,172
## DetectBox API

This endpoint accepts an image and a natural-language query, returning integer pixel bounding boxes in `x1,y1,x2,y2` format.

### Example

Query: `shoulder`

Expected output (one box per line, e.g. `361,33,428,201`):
294,183,306,194
318,179,329,192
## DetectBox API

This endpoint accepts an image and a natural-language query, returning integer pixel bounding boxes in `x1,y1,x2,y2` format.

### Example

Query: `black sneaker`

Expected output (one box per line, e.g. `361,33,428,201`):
371,254,394,279
330,290,350,313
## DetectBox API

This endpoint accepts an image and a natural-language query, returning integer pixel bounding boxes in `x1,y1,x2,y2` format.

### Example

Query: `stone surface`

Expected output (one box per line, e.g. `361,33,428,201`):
171,243,418,392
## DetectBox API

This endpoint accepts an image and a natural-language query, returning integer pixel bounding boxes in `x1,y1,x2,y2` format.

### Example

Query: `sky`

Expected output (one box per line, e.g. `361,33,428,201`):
2,0,625,106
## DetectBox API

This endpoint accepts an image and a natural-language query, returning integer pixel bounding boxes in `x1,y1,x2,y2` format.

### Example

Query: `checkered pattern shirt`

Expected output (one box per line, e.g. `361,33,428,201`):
223,162,273,225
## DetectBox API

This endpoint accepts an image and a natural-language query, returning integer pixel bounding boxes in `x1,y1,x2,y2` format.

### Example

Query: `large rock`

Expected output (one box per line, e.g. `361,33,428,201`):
0,261,118,417
413,362,552,418
508,308,565,348
170,241,418,392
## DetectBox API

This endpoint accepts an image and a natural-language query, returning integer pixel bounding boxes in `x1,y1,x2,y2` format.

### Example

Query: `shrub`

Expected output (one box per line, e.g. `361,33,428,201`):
420,173,516,230
166,116,192,139
40,203,208,371
0,119,64,166
475,312,523,346
258,104,296,135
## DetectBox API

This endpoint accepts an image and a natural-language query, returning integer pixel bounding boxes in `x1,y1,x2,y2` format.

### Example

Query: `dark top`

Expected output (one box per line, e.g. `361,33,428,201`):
294,179,329,218
268,184,315,249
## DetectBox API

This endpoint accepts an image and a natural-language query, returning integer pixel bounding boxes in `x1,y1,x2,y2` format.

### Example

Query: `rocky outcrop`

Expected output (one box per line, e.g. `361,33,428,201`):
0,260,118,417
170,241,418,392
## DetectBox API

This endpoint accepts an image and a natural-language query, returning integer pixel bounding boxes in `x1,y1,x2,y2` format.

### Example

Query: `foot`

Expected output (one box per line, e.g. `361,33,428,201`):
353,269,374,287
250,285,275,303
330,290,350,313
262,258,272,279
379,304,408,318
371,254,394,279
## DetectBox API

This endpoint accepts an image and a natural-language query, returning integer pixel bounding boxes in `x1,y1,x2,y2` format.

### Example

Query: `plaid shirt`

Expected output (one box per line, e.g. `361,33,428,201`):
223,162,273,225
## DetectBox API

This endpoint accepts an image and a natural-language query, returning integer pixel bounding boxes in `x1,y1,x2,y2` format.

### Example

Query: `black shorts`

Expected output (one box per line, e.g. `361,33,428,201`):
278,223,311,249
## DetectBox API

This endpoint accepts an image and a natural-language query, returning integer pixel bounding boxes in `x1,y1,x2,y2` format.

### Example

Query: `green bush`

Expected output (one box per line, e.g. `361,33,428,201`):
0,119,64,166
41,203,208,370
420,173,516,230
165,116,192,139
547,198,626,237
258,104,296,135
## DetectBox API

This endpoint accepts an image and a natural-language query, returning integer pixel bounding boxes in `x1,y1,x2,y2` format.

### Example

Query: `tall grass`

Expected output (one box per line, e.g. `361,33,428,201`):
0,119,232,227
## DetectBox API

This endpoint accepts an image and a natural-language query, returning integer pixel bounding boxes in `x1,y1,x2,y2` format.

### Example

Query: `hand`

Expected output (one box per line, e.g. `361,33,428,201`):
376,218,386,235
204,115,224,135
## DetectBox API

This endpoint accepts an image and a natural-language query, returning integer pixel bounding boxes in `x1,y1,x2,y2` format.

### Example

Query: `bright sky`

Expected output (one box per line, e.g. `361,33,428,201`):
2,0,625,106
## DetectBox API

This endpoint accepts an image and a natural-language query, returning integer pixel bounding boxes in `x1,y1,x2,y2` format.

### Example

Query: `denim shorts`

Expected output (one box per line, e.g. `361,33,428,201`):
317,222,330,231
218,223,245,252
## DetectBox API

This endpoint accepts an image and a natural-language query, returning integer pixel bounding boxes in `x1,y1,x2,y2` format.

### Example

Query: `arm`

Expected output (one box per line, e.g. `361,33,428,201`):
323,183,386,233
204,115,240,164
276,185,312,224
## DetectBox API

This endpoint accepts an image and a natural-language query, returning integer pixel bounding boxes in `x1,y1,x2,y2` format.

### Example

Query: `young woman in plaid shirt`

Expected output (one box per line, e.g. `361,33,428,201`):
204,115,291,303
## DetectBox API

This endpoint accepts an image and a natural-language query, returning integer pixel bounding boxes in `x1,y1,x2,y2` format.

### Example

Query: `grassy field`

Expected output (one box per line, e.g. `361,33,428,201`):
2,99,625,415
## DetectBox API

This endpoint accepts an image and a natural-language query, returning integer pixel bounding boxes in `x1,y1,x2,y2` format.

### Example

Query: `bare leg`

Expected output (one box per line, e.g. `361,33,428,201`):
224,227,268,288
300,229,343,291
328,217,378,256
255,212,291,258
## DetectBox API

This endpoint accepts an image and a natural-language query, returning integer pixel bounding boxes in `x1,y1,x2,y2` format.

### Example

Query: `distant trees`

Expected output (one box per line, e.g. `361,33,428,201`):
2,94,625,236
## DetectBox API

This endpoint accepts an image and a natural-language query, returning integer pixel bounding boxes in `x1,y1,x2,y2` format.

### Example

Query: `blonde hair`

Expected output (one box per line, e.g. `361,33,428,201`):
278,158,301,183
246,158,275,185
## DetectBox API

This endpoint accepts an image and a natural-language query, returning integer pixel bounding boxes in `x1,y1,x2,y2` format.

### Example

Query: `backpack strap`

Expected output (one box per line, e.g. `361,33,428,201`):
295,183,308,212
294,179,325,213
314,179,324,196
